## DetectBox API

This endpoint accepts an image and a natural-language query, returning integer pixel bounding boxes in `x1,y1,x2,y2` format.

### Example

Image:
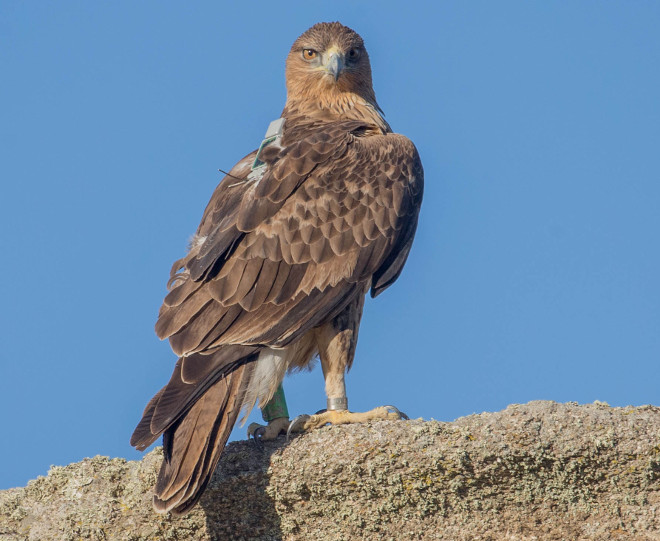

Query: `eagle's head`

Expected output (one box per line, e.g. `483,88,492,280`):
285,22,382,122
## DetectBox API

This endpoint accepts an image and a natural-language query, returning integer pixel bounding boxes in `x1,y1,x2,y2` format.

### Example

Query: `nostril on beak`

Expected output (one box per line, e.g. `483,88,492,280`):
325,53,343,81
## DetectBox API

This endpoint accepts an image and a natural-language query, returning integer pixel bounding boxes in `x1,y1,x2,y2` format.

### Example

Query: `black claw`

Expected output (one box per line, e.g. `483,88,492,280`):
286,414,309,441
250,426,266,451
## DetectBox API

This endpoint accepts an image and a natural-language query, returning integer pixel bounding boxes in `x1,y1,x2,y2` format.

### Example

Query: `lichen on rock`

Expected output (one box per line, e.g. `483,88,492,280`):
1,401,658,540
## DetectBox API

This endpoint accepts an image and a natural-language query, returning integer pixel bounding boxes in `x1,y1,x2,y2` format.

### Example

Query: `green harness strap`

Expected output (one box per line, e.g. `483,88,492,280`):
261,383,289,422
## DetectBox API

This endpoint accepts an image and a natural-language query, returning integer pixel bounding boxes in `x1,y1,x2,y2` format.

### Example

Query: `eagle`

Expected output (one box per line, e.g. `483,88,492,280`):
130,21,423,515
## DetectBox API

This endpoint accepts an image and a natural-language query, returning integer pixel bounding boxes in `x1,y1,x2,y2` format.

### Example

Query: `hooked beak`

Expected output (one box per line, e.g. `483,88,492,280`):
323,51,344,81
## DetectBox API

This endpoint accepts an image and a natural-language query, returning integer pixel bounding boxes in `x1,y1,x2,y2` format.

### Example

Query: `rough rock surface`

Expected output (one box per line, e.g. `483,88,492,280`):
1,401,659,540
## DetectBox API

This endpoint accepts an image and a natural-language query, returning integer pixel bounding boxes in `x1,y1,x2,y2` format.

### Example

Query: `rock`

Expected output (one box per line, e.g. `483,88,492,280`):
1,401,659,540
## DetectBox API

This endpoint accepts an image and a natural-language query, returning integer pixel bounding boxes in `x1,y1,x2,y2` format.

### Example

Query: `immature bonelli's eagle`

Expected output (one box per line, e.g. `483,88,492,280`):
131,22,423,515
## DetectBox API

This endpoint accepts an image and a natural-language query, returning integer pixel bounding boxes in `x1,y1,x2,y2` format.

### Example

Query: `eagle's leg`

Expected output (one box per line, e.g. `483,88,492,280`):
247,383,290,444
317,317,351,414
289,298,408,436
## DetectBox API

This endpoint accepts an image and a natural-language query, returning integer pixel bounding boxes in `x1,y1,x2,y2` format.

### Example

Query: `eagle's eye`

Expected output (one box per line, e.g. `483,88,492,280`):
302,49,318,61
348,48,360,61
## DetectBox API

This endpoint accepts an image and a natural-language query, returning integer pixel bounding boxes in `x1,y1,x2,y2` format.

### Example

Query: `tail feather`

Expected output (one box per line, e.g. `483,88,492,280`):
130,345,259,514
153,361,255,514
130,345,258,451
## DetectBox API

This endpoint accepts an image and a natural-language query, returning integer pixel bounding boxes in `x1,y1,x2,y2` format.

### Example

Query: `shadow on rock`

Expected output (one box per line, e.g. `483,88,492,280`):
200,437,285,541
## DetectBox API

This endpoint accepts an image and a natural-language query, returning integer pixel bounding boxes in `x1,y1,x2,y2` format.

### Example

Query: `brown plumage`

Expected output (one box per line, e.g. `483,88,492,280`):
131,22,424,515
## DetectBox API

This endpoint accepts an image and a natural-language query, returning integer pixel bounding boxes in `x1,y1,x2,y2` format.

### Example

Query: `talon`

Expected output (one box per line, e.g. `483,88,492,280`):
252,426,266,450
247,423,266,450
383,405,409,420
247,423,257,438
287,414,310,441
247,417,290,445
247,422,262,438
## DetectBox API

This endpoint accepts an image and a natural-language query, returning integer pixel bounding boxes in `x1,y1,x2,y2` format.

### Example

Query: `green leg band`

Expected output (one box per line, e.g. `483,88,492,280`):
261,383,289,422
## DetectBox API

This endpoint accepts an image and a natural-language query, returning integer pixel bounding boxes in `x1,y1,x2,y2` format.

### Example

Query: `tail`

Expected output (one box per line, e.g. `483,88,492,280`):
130,345,259,515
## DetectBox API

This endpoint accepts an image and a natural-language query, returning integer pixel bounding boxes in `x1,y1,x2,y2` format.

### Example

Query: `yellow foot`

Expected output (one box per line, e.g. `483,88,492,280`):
247,417,290,449
287,405,408,439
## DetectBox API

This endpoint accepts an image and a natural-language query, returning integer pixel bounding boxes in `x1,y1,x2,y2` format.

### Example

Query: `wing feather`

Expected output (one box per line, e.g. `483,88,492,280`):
155,293,212,341
274,263,308,304
168,301,229,356
208,258,248,304
155,126,422,355
194,305,244,351
240,258,280,311
163,278,203,308
264,260,292,303
225,257,264,306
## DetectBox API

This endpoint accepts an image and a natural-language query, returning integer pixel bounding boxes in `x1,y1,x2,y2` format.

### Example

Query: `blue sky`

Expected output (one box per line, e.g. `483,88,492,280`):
1,2,659,490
